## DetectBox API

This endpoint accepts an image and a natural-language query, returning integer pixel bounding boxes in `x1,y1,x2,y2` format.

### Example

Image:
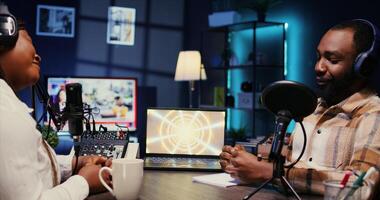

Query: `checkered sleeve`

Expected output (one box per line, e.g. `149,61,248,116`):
285,112,380,199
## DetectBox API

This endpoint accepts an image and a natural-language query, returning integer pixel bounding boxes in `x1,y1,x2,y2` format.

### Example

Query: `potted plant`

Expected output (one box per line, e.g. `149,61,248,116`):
228,126,247,145
38,125,59,148
235,0,282,22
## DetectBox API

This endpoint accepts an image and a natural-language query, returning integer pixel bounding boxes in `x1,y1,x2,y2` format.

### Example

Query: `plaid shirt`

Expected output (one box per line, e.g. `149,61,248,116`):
286,87,380,199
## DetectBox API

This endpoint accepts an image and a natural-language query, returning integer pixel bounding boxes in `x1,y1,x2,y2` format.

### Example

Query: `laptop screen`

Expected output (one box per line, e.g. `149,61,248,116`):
146,108,225,156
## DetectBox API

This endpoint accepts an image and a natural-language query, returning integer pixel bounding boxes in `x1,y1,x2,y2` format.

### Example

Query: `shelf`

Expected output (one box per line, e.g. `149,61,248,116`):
199,105,267,111
198,105,226,110
201,19,285,138
208,21,285,32
230,107,267,111
206,64,284,70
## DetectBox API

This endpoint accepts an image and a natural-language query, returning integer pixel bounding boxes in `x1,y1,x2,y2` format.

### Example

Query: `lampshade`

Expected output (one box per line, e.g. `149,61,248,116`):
174,51,202,81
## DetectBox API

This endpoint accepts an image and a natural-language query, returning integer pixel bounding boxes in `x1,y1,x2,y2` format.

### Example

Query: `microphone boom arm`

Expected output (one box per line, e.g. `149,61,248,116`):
33,81,64,131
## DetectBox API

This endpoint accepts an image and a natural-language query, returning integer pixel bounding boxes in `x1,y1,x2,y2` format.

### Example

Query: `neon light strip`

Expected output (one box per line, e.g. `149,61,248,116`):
284,23,288,77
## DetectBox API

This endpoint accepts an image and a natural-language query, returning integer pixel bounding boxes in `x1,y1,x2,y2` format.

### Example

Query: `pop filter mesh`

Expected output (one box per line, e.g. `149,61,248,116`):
261,80,317,121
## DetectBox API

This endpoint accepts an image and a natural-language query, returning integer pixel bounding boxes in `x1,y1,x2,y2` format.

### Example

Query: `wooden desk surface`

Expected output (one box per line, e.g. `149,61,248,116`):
87,170,323,200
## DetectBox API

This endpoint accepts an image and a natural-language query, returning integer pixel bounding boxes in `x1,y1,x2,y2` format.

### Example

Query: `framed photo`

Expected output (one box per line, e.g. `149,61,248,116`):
36,5,75,38
107,6,136,46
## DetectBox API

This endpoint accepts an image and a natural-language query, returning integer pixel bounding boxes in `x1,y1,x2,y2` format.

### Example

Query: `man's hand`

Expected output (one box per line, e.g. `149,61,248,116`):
226,149,273,183
219,145,245,176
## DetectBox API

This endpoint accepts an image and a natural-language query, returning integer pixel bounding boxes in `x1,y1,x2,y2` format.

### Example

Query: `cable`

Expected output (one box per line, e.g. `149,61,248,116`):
115,123,130,142
45,112,53,141
91,113,96,134
36,109,47,125
115,123,130,130
284,121,307,169
115,123,130,134
72,148,80,175
82,103,98,135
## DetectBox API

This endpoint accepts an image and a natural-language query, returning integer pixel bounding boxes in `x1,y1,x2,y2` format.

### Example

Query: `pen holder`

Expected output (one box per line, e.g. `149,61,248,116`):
323,180,362,200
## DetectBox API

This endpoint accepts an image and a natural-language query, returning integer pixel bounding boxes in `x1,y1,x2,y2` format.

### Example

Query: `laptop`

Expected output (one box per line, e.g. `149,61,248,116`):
144,108,226,171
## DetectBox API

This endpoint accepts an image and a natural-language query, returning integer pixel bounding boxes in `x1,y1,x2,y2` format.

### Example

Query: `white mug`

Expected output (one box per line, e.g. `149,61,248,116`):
99,158,144,200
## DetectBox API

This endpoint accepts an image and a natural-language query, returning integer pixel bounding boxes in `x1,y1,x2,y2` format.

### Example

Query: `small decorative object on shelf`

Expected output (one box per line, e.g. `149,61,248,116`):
255,92,263,109
214,87,225,107
234,0,282,22
241,81,253,92
225,94,235,108
208,10,242,27
238,92,253,109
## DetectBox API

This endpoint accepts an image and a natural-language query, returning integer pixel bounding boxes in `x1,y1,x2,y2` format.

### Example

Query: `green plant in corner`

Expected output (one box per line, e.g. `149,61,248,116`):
234,0,282,22
228,126,247,144
38,125,59,148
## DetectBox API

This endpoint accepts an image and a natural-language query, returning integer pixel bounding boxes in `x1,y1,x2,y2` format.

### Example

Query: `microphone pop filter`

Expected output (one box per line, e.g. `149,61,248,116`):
261,80,317,121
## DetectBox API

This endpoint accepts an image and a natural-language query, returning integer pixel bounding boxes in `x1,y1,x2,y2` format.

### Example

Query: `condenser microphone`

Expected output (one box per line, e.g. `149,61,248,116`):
65,83,84,145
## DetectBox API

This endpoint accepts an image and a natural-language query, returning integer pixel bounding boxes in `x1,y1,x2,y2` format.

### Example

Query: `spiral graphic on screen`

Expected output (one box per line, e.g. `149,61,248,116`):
147,110,224,155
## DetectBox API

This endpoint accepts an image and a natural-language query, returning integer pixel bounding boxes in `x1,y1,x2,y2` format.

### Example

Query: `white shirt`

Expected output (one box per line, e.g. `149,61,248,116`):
0,79,89,200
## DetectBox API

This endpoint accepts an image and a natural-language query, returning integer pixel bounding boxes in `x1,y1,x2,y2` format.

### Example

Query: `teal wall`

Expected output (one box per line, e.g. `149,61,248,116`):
224,3,318,135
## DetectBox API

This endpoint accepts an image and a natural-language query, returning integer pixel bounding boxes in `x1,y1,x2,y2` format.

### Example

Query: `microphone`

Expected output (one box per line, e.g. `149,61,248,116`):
65,83,84,149
260,80,317,160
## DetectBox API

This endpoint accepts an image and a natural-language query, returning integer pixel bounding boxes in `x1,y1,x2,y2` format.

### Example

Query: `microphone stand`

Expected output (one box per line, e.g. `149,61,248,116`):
32,82,63,130
33,81,85,174
243,110,301,200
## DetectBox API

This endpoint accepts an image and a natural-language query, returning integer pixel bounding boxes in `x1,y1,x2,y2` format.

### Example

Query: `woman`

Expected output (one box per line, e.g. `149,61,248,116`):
0,8,111,200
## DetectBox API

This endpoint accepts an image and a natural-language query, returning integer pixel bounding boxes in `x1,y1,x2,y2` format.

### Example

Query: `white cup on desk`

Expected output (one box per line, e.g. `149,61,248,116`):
99,158,144,200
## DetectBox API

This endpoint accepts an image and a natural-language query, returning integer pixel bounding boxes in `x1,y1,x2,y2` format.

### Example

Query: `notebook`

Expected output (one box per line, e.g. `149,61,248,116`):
192,173,240,187
144,108,226,171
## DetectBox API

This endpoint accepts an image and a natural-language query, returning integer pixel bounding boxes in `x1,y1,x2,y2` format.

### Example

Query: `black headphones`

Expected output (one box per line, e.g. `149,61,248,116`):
352,19,380,77
0,2,18,50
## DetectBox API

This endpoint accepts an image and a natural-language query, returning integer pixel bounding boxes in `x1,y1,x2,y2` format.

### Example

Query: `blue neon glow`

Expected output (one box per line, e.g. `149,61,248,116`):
226,108,231,130
269,15,304,82
223,12,305,135
284,23,288,76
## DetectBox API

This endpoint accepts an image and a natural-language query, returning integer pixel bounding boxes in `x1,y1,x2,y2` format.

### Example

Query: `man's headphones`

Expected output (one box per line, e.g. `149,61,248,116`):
352,19,380,77
0,2,18,50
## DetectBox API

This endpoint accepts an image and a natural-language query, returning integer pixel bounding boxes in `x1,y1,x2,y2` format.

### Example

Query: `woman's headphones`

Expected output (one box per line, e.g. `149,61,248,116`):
0,2,18,50
352,19,380,77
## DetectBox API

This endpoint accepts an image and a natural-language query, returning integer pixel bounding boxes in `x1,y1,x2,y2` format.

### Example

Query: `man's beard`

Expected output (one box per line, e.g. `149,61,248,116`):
316,72,356,106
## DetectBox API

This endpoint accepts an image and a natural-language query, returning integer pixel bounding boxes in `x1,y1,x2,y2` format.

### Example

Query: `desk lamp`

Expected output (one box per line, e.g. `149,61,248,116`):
174,51,206,107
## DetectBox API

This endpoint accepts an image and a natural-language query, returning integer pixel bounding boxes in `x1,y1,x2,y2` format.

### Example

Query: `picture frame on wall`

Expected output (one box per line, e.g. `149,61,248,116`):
107,6,136,46
36,5,75,38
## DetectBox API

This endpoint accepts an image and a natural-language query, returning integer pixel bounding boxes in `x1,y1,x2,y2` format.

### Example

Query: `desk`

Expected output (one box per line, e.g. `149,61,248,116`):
87,170,323,200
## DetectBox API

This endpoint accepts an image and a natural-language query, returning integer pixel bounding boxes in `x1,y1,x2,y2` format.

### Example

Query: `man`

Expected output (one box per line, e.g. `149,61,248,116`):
220,19,380,199
0,5,111,200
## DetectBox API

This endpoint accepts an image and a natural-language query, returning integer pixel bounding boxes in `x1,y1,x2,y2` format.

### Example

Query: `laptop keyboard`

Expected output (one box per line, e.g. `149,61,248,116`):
144,157,221,170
